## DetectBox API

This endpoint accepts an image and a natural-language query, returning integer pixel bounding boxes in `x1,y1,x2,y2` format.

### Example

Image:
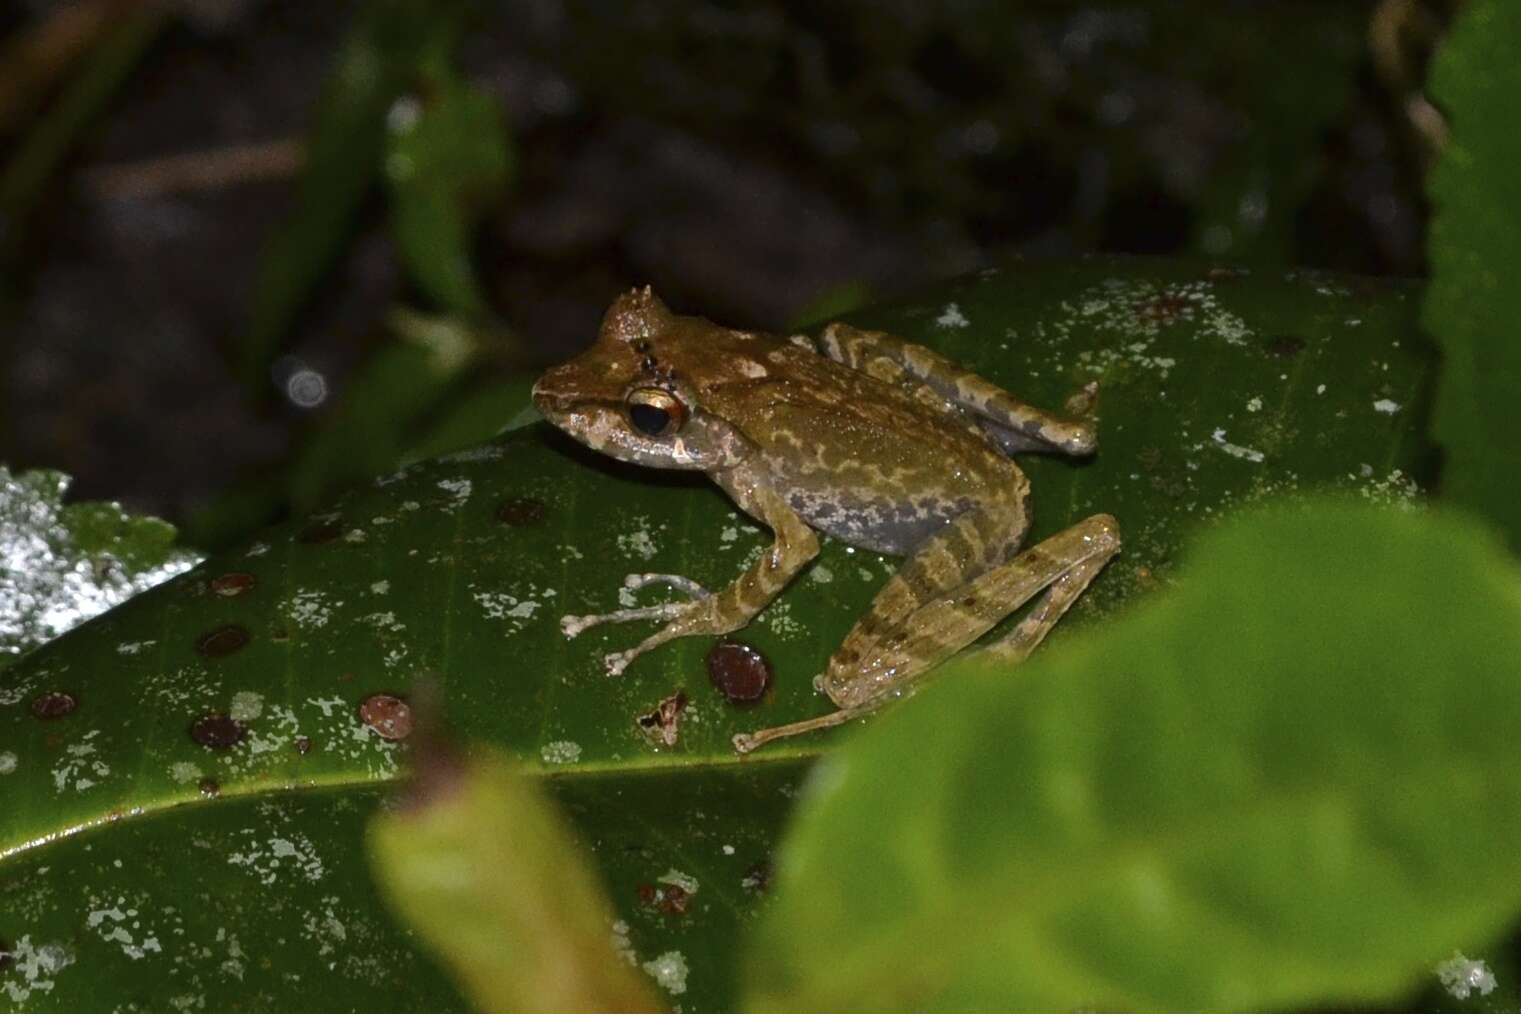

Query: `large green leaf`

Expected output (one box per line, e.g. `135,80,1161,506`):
0,259,1432,1009
745,503,1521,1013
1424,0,1521,550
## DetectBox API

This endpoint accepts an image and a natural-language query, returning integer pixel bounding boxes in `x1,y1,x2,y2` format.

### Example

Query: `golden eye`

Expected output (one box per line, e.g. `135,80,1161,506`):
626,387,687,437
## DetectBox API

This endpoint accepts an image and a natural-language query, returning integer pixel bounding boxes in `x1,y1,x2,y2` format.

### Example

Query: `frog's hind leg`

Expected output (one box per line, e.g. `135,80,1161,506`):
818,321,1097,457
822,499,1029,687
735,513,1119,753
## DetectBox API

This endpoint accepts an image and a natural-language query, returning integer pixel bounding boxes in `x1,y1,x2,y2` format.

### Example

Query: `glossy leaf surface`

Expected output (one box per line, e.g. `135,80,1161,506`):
1,259,1432,1009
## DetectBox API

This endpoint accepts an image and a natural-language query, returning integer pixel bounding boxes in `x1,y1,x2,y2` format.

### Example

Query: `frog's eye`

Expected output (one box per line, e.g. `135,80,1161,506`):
626,387,687,437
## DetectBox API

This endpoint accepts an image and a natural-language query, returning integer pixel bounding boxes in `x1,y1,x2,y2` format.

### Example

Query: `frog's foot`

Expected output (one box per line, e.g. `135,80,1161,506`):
560,573,713,675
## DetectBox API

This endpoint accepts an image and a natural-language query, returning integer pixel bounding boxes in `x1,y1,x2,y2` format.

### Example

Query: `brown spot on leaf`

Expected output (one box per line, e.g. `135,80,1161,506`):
294,736,313,755
707,640,772,705
497,497,546,526
637,690,689,747
359,693,413,741
190,713,246,750
637,882,691,916
197,777,221,798
209,572,256,597
30,691,77,719
196,624,250,658
1206,265,1250,282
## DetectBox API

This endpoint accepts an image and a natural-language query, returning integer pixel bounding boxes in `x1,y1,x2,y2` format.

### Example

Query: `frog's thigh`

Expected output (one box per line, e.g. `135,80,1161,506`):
829,503,1027,672
824,513,1119,708
820,322,1095,456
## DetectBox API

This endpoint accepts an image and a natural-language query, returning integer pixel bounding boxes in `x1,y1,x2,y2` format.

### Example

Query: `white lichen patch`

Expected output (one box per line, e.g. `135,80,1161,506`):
299,895,350,959
369,580,390,595
363,610,406,635
229,691,264,721
116,639,156,656
762,599,804,638
617,518,663,561
244,541,270,557
809,564,833,584
342,528,368,545
642,950,689,996
440,444,505,464
285,589,336,630
1245,396,1262,413
168,761,202,784
0,936,74,1003
0,751,16,774
540,740,582,765
471,586,545,632
86,896,163,961
52,729,110,792
227,828,327,886
1207,428,1265,464
609,919,637,966
1373,398,1401,415
436,476,473,508
1436,951,1497,1000
935,302,970,329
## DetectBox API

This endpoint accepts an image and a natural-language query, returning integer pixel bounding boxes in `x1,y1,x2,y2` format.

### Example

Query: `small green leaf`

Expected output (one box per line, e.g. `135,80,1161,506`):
243,1,460,387
747,502,1521,1013
0,466,199,672
1423,0,1521,550
384,60,512,319
370,748,666,1014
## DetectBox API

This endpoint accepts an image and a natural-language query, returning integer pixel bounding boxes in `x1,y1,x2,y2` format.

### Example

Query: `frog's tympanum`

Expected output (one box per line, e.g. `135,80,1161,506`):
533,288,1120,753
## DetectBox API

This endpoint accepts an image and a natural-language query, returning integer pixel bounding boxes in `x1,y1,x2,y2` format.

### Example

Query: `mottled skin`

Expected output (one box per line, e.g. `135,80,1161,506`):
533,287,1120,752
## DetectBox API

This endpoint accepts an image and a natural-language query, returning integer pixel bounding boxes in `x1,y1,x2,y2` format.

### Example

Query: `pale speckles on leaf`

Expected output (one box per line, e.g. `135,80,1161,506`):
229,691,265,721
935,302,970,329
540,740,582,764
86,897,163,961
641,950,690,996
1245,397,1263,413
285,589,335,630
0,750,16,774
0,936,75,1003
227,827,326,887
52,729,110,793
1373,398,1402,415
1435,951,1497,1000
168,761,203,784
435,476,473,509
369,580,390,595
1207,428,1266,464
809,564,833,584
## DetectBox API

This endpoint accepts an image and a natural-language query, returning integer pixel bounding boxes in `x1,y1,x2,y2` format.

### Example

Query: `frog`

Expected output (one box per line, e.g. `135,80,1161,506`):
532,287,1120,753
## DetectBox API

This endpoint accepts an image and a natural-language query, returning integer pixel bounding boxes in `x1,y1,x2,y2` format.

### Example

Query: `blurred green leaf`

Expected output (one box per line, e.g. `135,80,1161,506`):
748,502,1521,1013
400,372,541,465
1,260,1434,1009
385,51,512,319
369,748,665,1014
0,466,198,672
242,1,462,389
0,10,167,259
1424,0,1521,550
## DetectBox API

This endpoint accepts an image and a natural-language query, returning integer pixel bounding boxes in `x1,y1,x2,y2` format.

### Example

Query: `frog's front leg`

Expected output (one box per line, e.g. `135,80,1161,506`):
733,508,1120,753
563,472,818,676
818,321,1097,457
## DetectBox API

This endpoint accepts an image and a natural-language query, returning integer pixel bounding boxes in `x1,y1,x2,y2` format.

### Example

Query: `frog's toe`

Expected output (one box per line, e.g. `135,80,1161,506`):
604,649,637,676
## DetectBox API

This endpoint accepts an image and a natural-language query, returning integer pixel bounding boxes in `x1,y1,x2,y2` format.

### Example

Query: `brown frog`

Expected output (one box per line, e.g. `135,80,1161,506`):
532,288,1119,752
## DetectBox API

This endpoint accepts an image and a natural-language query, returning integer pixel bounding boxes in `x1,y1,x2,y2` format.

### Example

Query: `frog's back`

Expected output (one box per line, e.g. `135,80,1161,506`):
698,334,1026,555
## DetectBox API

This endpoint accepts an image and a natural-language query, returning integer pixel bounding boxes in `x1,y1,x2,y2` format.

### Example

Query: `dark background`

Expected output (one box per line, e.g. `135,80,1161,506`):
0,0,1446,542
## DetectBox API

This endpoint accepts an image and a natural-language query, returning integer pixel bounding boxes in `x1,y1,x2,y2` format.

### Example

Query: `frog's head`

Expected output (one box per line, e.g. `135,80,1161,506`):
533,287,748,471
